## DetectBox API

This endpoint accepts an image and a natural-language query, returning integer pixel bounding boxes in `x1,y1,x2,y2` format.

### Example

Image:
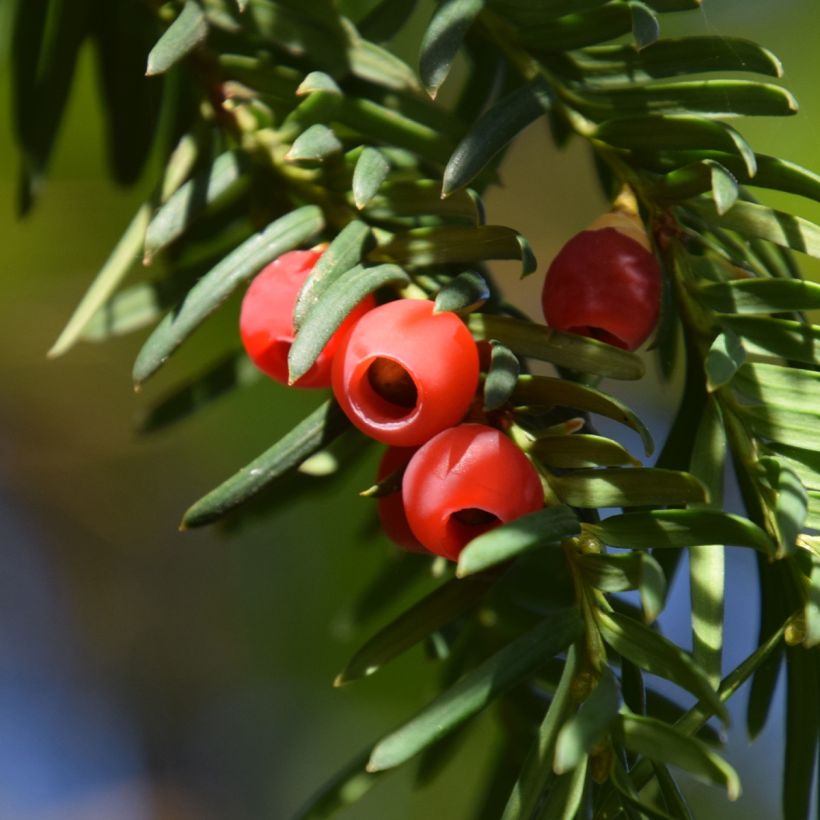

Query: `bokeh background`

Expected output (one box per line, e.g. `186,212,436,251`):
1,1,819,817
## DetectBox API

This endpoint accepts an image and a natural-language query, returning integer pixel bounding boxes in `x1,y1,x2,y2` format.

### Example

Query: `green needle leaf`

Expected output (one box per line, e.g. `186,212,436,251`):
468,315,645,381
293,221,372,330
629,2,659,50
133,205,323,386
288,263,409,384
144,150,246,261
598,611,728,723
589,509,776,554
483,341,520,411
531,434,640,469
578,552,667,623
367,609,582,772
699,278,820,314
709,161,739,214
616,713,740,800
554,667,621,773
285,123,343,162
442,78,552,196
456,506,580,577
336,575,495,685
435,271,491,315
500,644,581,820
575,36,782,82
181,399,349,528
512,375,654,455
352,147,390,209
551,467,706,508
720,316,820,367
419,0,484,98
686,199,820,259
372,225,533,273
757,457,808,555
783,645,818,820
48,204,150,358
704,328,745,392
146,0,207,76
595,116,757,177
582,79,797,120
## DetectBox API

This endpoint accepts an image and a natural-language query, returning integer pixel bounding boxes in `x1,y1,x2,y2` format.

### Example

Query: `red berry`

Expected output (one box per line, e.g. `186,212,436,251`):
240,250,376,388
541,216,661,351
402,424,544,561
376,447,428,554
331,299,480,447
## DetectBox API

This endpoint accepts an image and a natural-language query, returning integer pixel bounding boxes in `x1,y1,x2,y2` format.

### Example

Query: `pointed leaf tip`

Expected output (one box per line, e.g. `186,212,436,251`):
146,0,207,76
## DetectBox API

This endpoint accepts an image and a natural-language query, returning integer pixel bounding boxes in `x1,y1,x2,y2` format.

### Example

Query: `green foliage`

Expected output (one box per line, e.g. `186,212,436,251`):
11,0,820,817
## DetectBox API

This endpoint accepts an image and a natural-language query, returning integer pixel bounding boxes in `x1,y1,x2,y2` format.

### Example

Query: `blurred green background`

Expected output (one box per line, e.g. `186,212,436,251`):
0,1,818,817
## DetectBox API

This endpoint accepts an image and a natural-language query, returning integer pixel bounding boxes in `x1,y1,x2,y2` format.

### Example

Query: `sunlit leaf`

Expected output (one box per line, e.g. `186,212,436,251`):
49,204,151,358
684,398,727,688
512,375,653,455
598,610,727,722
594,116,757,176
531,433,640,469
288,263,409,384
699,278,820,314
581,79,797,119
372,225,532,272
578,552,667,622
687,199,820,259
286,123,343,162
704,327,745,392
551,467,706,508
146,0,207,75
590,509,775,554
467,314,646,380
457,506,580,577
757,457,808,554
615,714,740,800
144,151,247,261
721,316,820,367
353,147,390,209
133,206,324,386
293,221,371,329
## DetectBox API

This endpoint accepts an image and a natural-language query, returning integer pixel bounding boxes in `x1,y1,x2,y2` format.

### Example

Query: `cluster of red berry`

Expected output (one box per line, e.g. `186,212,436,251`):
240,213,661,561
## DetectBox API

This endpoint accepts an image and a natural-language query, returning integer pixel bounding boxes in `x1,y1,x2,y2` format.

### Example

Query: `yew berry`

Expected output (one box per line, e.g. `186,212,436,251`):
402,424,544,562
240,250,376,388
376,447,427,554
331,299,480,447
541,212,661,351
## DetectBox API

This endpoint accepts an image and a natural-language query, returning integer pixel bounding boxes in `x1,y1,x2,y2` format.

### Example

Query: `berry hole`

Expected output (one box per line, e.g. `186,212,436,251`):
451,508,499,527
366,358,419,416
